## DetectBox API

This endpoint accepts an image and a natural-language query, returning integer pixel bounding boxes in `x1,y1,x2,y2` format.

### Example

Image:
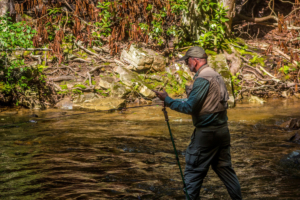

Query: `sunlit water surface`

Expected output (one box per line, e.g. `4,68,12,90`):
1,99,300,200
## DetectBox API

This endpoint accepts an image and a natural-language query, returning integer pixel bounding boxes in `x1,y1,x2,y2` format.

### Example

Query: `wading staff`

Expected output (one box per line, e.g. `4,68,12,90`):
162,103,191,200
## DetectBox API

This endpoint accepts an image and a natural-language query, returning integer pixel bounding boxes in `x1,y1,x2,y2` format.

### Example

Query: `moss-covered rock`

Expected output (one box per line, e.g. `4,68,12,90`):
114,65,155,98
208,54,235,108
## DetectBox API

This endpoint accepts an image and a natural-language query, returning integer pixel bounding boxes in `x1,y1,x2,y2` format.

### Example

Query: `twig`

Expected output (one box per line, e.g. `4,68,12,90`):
74,41,112,62
279,0,294,4
285,7,300,19
273,48,298,66
258,66,281,82
31,55,42,64
89,65,113,73
0,48,52,51
72,58,92,63
52,83,62,91
236,13,278,22
64,11,68,32
87,72,92,87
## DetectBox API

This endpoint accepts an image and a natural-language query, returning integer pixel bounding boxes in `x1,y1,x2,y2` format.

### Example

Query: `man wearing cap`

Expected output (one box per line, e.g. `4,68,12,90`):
153,46,242,200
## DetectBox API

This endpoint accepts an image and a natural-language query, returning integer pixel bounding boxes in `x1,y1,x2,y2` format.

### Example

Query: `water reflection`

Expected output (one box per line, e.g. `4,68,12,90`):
1,99,300,199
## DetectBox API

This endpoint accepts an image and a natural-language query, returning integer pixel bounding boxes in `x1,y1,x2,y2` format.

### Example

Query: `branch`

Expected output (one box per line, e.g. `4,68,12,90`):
74,41,113,62
0,48,52,51
285,7,300,19
273,48,298,66
236,13,278,22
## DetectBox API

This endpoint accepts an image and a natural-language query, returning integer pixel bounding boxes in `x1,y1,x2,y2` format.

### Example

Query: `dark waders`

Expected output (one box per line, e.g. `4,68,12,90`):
162,104,191,200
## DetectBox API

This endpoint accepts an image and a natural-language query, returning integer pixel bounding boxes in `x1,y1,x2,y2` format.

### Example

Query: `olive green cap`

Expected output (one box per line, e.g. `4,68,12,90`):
176,46,207,62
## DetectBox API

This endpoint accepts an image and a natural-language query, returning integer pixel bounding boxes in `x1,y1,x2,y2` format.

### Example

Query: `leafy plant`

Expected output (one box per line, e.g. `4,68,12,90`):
193,0,229,50
0,15,36,48
279,65,290,75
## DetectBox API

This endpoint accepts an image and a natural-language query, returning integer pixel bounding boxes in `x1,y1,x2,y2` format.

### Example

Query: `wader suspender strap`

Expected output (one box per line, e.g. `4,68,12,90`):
162,103,191,200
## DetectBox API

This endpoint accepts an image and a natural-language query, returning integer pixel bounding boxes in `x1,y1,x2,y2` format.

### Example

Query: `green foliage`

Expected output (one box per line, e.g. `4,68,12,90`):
193,0,229,50
279,65,290,75
73,84,87,89
60,84,68,90
85,80,96,85
94,1,113,38
0,15,36,48
249,56,265,67
95,89,108,97
72,89,82,94
231,73,241,96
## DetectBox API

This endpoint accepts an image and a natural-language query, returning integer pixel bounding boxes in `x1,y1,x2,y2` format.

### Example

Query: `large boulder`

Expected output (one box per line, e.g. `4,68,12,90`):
208,54,235,108
114,65,155,98
120,45,166,72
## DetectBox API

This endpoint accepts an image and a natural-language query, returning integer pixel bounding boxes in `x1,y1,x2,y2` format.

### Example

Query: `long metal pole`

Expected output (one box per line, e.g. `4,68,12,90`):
162,103,191,200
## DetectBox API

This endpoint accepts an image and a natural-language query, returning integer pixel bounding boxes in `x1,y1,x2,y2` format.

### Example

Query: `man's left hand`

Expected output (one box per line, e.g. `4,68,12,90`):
152,90,169,101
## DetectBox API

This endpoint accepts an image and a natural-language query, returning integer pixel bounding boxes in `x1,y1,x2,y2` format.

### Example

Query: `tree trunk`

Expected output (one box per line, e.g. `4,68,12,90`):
0,0,9,17
219,0,236,33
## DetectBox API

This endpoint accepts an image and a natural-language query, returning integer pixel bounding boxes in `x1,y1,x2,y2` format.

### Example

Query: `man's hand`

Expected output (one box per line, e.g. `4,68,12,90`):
152,90,169,101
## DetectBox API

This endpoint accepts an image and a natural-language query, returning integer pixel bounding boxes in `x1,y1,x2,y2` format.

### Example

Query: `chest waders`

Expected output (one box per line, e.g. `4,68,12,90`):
162,103,191,200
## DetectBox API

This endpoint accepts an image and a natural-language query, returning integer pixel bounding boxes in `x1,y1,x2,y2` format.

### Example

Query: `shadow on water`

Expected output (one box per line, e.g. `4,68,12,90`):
1,99,300,199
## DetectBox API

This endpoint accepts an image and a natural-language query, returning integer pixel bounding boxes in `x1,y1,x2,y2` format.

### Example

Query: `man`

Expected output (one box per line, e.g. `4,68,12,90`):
153,46,242,200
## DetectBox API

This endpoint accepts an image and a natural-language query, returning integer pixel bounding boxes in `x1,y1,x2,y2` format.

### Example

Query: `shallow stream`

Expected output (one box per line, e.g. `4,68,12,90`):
1,99,300,200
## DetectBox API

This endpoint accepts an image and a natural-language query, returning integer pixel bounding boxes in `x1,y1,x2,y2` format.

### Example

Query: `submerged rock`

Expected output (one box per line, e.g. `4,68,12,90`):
248,95,266,104
280,118,300,129
208,54,235,108
120,44,166,72
279,150,300,170
289,132,300,144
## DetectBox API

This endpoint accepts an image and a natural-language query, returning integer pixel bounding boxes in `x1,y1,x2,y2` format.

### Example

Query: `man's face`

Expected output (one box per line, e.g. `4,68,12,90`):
186,57,196,73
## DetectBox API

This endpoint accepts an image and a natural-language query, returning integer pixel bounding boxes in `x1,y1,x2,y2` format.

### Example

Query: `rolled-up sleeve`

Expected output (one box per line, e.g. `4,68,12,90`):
164,78,209,115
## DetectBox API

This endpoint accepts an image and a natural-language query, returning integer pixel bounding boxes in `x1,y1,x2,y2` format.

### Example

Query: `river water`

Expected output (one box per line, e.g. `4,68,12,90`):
1,99,300,200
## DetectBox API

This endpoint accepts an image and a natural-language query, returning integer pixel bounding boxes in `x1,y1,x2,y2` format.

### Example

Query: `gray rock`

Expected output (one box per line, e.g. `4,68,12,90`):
73,93,99,104
143,74,164,82
120,45,166,72
99,77,115,89
295,93,300,99
114,65,155,98
73,97,126,110
281,91,288,98
248,95,266,104
279,150,300,171
111,82,129,98
55,98,73,109
208,54,235,108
